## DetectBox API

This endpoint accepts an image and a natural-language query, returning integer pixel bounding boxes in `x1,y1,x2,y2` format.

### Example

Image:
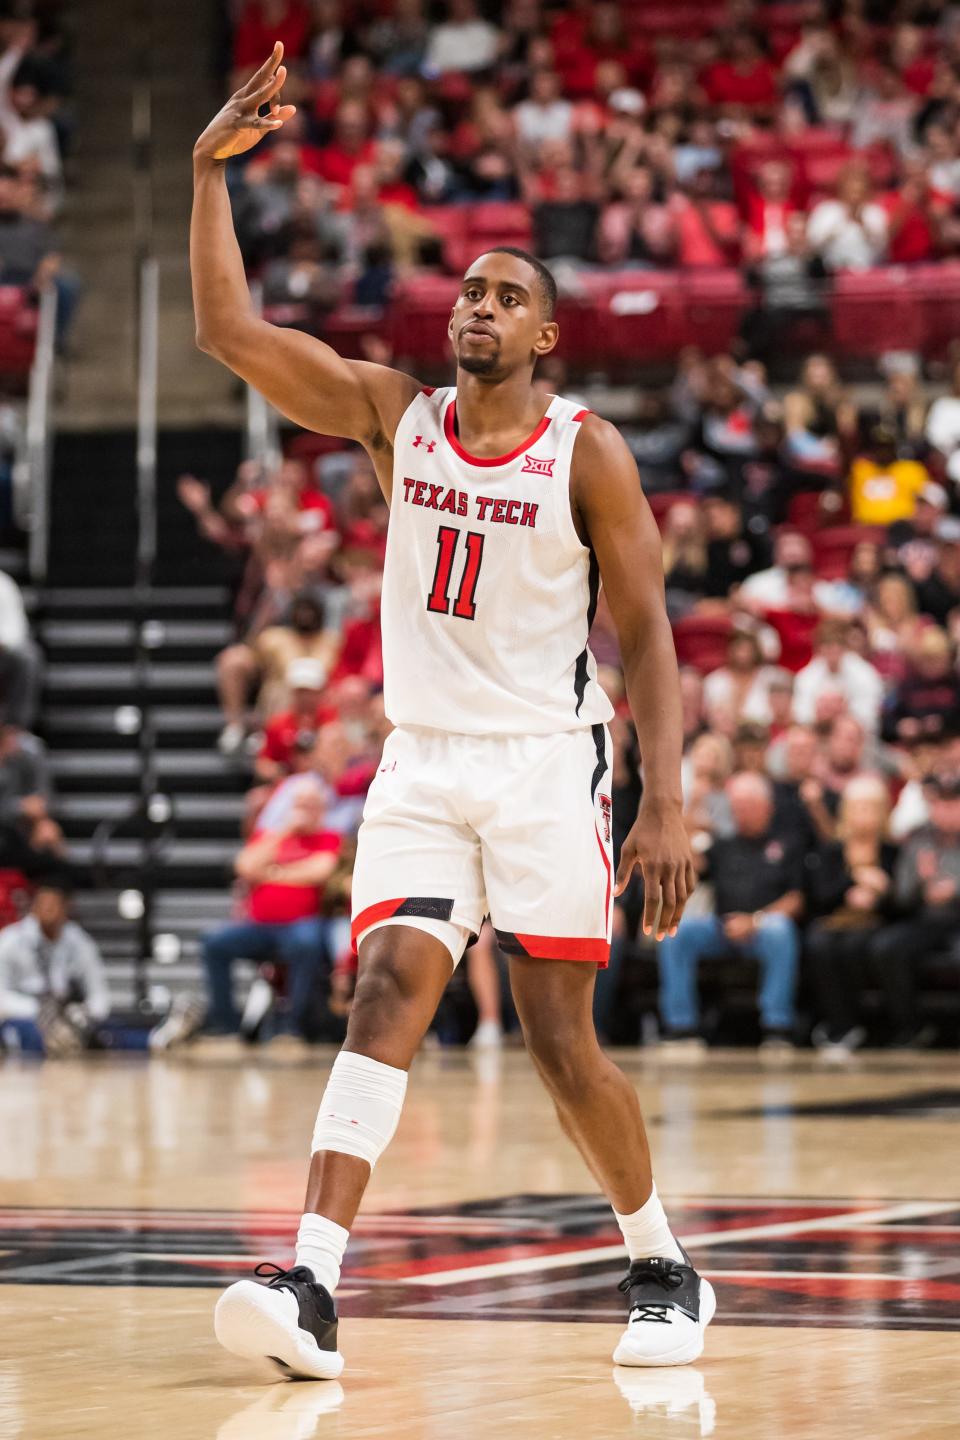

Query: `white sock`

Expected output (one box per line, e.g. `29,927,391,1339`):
295,1212,350,1294
614,1185,684,1264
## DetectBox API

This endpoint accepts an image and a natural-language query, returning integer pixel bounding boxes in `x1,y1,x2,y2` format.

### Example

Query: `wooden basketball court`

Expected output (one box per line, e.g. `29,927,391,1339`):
3,1046,958,1438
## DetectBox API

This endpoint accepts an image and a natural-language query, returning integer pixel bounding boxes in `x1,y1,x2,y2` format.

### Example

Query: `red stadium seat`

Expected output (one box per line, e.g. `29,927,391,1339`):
786,490,826,534
317,307,390,361
831,269,925,357
672,613,735,673
389,274,460,366
570,272,684,366
0,286,37,383
647,491,692,529
812,524,886,580
680,269,749,355
466,202,533,243
913,261,960,359
286,432,354,463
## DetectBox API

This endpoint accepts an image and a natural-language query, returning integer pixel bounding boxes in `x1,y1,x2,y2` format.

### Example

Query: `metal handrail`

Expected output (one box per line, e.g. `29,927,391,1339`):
13,283,58,582
245,280,281,469
136,255,159,589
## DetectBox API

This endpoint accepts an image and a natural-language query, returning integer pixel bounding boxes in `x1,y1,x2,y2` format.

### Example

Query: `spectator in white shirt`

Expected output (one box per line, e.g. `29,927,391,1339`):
793,618,886,733
703,630,784,731
423,0,499,75
514,70,573,150
0,568,39,727
0,884,110,1054
0,56,63,209
807,164,888,271
738,531,841,613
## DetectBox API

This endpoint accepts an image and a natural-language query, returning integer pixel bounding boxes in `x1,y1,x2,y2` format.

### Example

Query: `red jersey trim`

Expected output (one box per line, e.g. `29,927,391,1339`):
571,408,591,423
443,400,552,468
514,932,609,964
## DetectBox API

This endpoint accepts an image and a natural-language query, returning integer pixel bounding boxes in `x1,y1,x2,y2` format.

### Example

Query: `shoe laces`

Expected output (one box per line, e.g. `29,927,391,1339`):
254,1261,314,1289
618,1257,686,1324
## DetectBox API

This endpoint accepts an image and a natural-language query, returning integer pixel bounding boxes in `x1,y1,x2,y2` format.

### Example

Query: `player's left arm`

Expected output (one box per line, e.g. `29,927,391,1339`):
572,414,696,940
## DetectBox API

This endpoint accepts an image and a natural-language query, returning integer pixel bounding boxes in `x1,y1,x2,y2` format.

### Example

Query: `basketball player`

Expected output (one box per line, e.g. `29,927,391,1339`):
191,45,713,1378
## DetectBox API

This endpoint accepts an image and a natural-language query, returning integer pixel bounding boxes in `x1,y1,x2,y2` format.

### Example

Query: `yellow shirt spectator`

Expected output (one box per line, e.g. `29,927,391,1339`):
849,456,930,525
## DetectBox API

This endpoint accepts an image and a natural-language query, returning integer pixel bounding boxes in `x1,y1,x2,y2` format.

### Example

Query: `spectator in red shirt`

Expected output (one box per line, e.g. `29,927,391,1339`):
200,785,341,1037
255,658,337,784
670,168,742,268
744,160,802,261
232,0,310,78
702,32,779,112
883,156,944,264
315,101,376,190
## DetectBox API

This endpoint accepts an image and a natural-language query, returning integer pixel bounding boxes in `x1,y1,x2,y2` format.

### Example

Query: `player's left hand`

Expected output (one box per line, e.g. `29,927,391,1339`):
614,802,696,941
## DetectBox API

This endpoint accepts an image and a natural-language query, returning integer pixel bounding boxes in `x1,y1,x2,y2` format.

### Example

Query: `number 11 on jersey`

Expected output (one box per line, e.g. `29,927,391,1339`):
426,525,485,621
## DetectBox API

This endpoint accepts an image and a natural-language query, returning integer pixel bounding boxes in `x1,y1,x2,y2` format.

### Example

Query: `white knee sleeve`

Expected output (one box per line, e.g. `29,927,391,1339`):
311,1050,408,1168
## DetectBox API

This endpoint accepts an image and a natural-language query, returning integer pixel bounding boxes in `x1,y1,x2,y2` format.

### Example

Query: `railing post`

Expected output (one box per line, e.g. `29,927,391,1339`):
136,256,159,591
16,283,59,584
245,281,281,469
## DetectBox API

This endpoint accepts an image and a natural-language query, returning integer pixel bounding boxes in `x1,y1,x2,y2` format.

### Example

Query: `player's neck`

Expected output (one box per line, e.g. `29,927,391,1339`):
453,370,549,456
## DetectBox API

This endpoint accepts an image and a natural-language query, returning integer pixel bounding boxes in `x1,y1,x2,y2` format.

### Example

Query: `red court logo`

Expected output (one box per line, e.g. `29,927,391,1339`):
598,793,612,843
522,454,554,476
413,436,436,453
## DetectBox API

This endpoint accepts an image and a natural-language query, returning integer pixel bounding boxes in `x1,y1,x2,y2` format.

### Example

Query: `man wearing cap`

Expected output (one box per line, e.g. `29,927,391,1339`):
869,771,960,1045
255,658,337,785
889,481,948,578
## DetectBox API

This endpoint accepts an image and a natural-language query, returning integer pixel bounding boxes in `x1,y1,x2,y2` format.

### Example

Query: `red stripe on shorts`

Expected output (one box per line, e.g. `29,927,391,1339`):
512,933,610,963
351,897,406,947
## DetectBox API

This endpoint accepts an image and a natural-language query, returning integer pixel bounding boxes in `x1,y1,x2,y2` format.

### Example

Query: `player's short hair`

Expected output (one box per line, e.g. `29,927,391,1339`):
485,246,558,320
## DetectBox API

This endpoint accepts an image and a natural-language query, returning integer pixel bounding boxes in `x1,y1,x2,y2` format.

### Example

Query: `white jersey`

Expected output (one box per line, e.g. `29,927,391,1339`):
381,386,614,735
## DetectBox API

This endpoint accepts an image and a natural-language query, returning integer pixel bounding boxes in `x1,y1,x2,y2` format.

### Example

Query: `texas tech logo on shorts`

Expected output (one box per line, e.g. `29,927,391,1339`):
522,454,555,476
598,793,612,843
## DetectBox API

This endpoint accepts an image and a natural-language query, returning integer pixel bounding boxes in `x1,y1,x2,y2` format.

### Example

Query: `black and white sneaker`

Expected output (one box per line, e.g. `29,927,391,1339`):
613,1247,716,1367
214,1263,344,1380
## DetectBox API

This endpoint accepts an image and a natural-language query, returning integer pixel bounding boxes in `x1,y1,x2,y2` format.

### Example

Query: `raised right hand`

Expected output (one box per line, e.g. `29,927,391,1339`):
194,42,296,163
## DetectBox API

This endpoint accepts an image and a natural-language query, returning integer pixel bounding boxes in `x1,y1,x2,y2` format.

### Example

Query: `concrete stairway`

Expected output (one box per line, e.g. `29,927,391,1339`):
58,0,239,429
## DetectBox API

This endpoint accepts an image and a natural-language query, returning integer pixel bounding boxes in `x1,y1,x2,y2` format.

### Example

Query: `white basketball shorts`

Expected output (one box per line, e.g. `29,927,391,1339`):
351,723,614,967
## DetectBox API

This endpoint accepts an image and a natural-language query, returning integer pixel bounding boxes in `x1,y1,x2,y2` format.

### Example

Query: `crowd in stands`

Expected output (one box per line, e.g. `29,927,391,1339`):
224,0,960,344
0,2,77,358
17,0,960,1055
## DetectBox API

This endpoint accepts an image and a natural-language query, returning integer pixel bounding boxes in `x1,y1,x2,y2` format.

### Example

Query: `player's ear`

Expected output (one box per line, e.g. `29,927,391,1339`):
447,308,456,341
533,321,559,359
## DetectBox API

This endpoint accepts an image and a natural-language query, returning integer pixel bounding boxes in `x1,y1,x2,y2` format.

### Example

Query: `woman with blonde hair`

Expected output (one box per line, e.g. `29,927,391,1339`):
806,773,898,1055
864,572,923,681
661,500,708,615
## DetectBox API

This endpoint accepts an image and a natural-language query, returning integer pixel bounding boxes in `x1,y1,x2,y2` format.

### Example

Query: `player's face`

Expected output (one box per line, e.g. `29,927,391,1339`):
449,253,558,380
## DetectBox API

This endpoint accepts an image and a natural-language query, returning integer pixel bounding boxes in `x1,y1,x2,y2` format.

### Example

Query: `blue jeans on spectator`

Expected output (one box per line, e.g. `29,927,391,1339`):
201,917,331,1035
657,912,799,1034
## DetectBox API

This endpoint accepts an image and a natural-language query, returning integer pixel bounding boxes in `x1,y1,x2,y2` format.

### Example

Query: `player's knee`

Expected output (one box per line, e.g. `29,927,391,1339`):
523,1016,594,1098
348,950,421,1040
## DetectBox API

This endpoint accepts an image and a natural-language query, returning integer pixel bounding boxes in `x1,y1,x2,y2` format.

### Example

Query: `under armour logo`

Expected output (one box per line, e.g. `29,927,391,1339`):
522,454,554,476
413,436,436,452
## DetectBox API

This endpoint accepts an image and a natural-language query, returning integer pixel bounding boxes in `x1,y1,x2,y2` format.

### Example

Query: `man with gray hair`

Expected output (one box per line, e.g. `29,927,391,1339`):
658,772,804,1051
